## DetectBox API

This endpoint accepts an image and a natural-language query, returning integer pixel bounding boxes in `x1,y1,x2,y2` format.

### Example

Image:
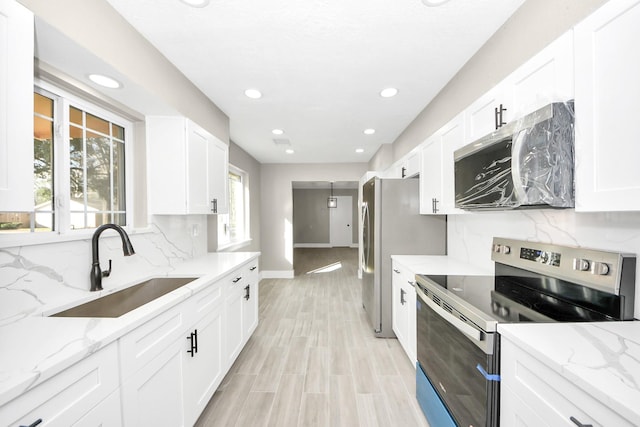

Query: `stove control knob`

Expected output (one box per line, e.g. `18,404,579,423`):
591,261,610,276
501,245,511,255
493,244,502,253
498,306,510,318
573,258,590,271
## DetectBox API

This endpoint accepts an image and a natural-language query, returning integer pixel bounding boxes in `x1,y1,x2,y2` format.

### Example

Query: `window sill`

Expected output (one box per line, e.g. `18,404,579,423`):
217,238,252,252
0,226,154,250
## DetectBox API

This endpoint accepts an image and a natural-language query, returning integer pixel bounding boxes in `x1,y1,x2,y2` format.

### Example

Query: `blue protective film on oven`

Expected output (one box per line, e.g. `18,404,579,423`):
476,363,501,382
416,362,457,427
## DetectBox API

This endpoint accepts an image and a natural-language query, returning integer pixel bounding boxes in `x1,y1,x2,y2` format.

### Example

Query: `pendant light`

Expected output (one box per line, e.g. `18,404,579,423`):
327,182,337,208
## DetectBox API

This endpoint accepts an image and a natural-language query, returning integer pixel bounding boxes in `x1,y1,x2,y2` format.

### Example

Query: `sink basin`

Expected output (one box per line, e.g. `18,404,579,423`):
51,277,198,318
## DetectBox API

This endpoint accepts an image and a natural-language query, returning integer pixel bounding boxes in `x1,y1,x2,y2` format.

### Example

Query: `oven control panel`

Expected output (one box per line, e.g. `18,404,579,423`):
520,247,561,266
491,237,635,297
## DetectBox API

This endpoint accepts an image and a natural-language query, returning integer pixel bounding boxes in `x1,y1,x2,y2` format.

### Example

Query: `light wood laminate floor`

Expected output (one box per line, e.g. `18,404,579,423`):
195,248,429,427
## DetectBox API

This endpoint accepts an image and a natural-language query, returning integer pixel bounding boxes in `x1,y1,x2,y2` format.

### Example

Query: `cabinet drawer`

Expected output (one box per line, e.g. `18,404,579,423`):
119,302,187,379
1,343,119,427
501,339,634,427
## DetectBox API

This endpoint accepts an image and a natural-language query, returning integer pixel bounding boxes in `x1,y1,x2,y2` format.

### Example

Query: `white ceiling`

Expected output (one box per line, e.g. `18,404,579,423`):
102,0,525,164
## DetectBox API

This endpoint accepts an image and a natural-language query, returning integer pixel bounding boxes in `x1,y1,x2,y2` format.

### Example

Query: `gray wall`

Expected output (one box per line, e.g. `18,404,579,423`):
370,0,608,170
293,188,358,245
260,163,368,275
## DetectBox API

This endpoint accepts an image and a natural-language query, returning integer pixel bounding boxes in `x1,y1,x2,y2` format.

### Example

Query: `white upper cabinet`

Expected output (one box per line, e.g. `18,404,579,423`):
419,135,442,215
464,30,574,144
574,0,640,211
147,116,229,215
420,113,466,215
0,0,33,211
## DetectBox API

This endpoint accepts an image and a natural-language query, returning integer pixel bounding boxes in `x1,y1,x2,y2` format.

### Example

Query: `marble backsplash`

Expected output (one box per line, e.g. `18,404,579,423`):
448,209,640,319
0,215,208,326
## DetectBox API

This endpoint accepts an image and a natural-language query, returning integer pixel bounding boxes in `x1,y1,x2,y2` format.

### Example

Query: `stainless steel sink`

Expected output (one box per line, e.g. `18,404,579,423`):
51,277,198,318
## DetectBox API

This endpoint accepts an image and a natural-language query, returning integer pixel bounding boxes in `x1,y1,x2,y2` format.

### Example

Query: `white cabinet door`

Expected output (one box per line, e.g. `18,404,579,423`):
186,120,211,214
501,337,635,427
242,278,259,342
2,343,120,427
207,135,229,215
224,275,244,367
71,388,123,427
183,302,224,427
122,338,186,427
147,116,229,215
0,0,33,211
391,264,409,353
574,0,640,211
403,151,421,178
510,30,574,119
419,136,442,215
464,84,512,143
439,114,466,215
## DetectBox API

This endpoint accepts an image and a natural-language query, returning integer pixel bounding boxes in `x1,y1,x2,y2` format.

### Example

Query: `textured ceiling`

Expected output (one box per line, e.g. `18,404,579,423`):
106,0,525,164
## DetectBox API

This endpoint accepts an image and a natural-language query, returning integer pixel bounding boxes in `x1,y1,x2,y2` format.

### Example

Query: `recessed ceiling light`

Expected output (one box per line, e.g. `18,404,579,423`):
285,149,294,154
88,74,121,89
356,148,364,153
180,0,210,7
380,87,398,98
272,129,284,135
364,129,376,135
244,89,262,99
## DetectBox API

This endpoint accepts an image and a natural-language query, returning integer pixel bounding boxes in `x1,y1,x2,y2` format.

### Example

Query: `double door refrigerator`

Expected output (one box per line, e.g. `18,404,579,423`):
361,177,446,337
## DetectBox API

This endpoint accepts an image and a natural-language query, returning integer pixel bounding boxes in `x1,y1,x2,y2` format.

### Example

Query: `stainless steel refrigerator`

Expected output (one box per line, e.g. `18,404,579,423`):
361,177,446,338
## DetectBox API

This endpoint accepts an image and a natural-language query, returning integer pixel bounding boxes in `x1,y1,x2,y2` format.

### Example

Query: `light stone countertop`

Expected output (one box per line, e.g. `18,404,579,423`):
498,321,640,425
0,251,260,407
390,255,492,276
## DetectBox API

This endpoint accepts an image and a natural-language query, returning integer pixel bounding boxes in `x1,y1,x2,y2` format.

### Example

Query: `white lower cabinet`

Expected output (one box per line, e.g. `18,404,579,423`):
183,302,224,427
122,341,185,426
1,343,120,427
391,260,416,365
120,258,260,426
500,337,635,427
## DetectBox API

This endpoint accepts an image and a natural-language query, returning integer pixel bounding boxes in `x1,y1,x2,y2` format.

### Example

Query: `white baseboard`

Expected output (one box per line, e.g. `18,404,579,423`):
261,270,294,279
294,243,359,248
294,243,332,248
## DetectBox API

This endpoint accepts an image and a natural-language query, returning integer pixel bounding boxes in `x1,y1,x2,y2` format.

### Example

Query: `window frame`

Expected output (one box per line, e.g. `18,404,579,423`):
0,79,137,248
217,164,251,251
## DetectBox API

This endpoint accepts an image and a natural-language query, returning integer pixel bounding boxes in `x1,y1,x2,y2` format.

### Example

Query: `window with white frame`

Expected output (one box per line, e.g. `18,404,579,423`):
218,165,250,248
0,84,131,235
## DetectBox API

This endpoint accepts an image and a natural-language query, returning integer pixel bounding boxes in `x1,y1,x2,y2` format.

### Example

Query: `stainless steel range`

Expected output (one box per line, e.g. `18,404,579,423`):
415,237,636,427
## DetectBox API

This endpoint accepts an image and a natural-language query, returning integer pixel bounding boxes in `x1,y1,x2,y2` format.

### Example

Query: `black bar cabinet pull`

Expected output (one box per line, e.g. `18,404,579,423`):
187,331,197,357
569,416,593,427
244,285,250,300
232,276,242,283
249,266,257,271
400,288,406,305
20,420,42,427
401,166,406,178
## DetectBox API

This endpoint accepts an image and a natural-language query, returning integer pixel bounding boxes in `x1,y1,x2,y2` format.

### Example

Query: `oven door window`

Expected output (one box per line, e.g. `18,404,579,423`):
417,296,497,427
455,137,515,209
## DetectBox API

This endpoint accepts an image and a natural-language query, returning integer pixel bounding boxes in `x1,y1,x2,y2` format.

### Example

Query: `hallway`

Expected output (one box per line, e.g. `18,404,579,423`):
195,247,429,427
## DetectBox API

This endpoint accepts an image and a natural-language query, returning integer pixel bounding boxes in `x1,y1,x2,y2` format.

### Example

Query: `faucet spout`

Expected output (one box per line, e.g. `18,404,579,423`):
90,224,135,292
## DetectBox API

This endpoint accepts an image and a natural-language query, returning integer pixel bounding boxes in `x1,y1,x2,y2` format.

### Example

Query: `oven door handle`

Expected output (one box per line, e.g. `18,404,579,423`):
417,286,484,343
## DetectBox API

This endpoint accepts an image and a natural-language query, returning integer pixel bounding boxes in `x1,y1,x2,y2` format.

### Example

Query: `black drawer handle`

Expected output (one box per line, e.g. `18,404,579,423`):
393,269,400,274
20,420,42,427
232,276,242,283
249,266,257,271
570,416,593,427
